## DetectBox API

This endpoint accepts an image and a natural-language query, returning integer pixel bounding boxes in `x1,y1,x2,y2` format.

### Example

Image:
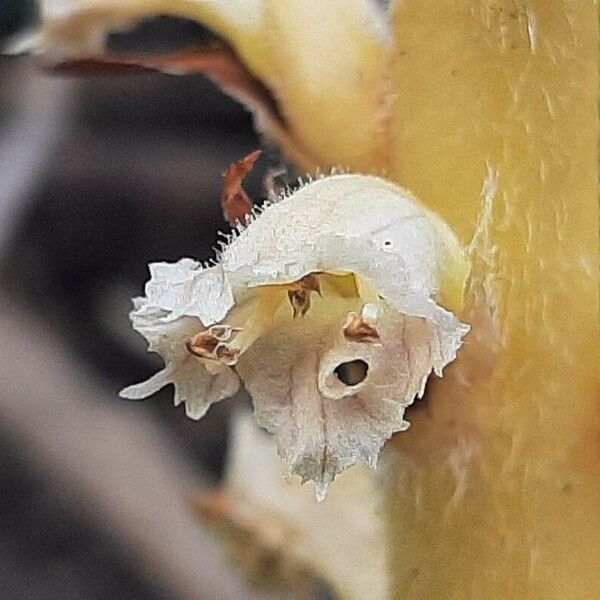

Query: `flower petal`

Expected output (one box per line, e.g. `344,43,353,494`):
236,290,449,499
120,366,174,400
120,356,239,419
171,357,240,420
142,259,234,326
122,299,240,417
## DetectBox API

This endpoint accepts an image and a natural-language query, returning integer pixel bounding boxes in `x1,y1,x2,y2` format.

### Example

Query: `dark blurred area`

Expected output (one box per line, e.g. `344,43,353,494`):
0,0,37,42
0,8,302,600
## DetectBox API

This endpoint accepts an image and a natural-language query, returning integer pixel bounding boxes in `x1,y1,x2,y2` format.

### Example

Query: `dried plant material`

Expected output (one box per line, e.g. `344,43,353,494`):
222,150,261,226
121,173,469,498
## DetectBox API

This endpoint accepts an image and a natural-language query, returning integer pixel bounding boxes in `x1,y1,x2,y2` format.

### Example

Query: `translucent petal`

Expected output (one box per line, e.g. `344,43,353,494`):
120,366,173,400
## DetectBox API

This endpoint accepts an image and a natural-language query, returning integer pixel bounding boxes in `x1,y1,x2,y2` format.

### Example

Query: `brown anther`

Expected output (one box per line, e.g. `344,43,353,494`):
287,274,321,318
186,331,219,359
289,274,321,296
222,150,262,226
343,312,382,345
288,289,311,318
186,331,239,365
215,344,240,366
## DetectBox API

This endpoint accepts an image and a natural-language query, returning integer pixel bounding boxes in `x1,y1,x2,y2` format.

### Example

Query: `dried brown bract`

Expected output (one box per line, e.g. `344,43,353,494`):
222,150,261,226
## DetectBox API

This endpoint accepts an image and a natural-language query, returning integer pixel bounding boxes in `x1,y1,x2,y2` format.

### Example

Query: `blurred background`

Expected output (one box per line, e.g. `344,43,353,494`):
0,5,316,599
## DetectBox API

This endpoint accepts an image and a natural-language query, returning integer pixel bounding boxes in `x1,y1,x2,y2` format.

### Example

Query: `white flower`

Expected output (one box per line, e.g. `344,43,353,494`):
121,173,470,499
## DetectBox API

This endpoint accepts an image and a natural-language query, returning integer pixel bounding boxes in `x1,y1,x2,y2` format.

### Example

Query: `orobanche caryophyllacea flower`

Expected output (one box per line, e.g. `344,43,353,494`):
121,155,470,500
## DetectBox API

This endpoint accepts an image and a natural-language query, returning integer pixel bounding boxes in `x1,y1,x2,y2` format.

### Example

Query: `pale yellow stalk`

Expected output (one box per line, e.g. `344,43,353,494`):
386,2,600,598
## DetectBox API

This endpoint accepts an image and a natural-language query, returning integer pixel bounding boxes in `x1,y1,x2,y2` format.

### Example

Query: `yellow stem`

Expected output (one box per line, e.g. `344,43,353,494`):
386,2,600,598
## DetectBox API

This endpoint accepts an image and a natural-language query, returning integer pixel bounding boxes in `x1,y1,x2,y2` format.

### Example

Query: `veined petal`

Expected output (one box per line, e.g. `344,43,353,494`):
120,173,468,495
221,174,469,356
318,235,469,375
120,355,239,418
172,357,239,420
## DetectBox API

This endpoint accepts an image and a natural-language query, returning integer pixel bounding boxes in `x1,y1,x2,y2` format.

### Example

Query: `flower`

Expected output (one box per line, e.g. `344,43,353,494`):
121,173,469,499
